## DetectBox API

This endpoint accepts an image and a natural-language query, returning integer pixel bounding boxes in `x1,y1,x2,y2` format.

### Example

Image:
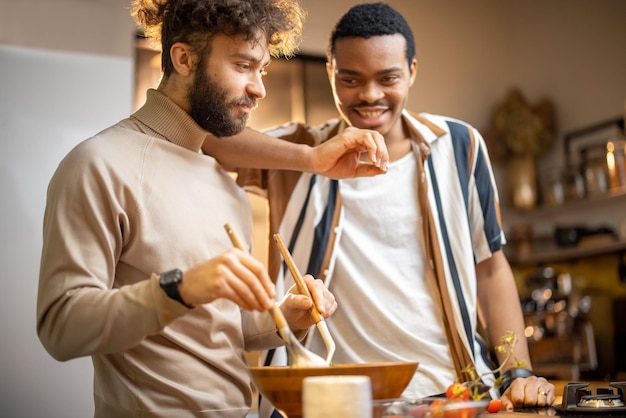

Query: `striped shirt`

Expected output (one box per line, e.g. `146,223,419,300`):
237,110,505,414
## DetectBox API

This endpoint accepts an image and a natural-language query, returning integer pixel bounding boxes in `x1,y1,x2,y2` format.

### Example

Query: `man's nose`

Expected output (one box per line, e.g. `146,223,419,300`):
248,74,266,100
358,82,383,103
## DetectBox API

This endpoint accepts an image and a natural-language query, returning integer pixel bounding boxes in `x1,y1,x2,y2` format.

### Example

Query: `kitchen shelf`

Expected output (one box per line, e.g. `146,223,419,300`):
503,188,626,267
506,237,626,267
504,186,626,218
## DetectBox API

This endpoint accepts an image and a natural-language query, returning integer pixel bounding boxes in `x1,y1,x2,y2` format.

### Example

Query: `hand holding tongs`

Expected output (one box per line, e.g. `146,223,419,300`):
224,224,328,367
272,233,336,364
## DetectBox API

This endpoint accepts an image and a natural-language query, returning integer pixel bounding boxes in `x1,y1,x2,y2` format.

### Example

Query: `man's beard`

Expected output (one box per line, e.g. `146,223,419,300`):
188,70,254,137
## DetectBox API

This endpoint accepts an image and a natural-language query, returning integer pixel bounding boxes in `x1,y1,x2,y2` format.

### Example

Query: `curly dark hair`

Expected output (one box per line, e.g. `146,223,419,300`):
131,0,305,75
327,2,415,69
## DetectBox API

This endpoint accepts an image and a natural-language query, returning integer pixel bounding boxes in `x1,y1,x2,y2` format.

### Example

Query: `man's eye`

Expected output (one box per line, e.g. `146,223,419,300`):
260,69,268,77
382,76,399,83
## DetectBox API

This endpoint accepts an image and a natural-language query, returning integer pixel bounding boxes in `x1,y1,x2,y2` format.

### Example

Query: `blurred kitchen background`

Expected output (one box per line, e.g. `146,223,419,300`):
1,0,626,417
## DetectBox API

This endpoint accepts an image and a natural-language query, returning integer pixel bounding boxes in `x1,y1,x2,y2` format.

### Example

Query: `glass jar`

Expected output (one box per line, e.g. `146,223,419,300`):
582,145,609,196
541,167,565,206
564,163,585,201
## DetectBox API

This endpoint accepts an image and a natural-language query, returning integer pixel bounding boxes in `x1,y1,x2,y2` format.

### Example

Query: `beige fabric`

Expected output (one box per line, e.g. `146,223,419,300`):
37,89,282,417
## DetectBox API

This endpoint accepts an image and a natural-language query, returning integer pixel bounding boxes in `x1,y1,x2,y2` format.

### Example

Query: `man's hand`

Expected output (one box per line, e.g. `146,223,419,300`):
499,376,555,411
179,248,276,311
310,127,388,179
278,274,337,331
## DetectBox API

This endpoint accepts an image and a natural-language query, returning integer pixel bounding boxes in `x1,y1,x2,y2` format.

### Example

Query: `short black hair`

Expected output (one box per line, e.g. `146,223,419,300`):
327,2,415,68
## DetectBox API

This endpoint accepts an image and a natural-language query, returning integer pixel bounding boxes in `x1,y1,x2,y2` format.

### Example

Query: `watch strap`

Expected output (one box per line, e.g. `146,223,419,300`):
159,269,194,308
499,367,534,394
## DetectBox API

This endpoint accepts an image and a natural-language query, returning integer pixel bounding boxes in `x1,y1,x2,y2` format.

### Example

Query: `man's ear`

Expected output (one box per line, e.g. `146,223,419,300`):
170,42,194,77
409,58,418,86
326,60,335,86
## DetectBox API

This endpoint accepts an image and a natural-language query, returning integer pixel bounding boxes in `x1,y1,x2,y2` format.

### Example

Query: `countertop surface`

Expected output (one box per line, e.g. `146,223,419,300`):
483,380,626,417
250,380,625,417
493,410,626,417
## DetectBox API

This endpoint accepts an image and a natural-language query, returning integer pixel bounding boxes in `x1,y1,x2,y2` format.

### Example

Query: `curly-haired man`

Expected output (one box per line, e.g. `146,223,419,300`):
36,1,388,416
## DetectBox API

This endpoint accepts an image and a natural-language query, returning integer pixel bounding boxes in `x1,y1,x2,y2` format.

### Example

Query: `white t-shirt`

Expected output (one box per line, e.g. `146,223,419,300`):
307,150,456,398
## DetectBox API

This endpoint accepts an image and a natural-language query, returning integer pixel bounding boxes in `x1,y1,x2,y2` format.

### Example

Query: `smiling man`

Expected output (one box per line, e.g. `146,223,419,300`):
211,2,556,417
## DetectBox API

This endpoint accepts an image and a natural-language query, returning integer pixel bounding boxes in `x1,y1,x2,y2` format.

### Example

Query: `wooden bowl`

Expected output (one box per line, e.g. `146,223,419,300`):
249,361,419,418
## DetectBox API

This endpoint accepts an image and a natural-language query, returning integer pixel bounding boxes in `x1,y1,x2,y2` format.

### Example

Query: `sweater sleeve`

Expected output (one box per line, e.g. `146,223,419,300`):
36,138,187,361
241,310,286,351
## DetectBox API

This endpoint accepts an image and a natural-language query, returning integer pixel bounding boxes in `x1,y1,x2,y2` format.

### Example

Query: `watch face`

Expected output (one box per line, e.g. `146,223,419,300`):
160,269,192,308
161,269,182,286
160,269,182,294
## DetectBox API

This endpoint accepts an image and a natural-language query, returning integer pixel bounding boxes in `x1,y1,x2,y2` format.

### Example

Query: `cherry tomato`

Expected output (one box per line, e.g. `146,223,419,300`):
487,399,502,413
446,383,471,400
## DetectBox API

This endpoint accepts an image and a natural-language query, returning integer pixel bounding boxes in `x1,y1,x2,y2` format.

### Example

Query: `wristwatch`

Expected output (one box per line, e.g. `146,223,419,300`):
499,367,534,393
159,268,194,308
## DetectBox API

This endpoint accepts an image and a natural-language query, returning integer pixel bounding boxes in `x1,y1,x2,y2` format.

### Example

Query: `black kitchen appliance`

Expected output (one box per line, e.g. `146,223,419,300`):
513,382,626,416
559,382,626,414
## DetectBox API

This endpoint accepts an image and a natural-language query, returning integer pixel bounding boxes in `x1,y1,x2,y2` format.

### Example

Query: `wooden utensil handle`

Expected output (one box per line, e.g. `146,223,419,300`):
224,223,246,251
224,223,290,330
269,304,288,329
273,233,323,323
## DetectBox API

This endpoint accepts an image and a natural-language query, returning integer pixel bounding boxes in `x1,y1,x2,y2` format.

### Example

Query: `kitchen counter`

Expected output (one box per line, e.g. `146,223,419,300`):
255,380,625,417
483,380,626,417
493,409,626,417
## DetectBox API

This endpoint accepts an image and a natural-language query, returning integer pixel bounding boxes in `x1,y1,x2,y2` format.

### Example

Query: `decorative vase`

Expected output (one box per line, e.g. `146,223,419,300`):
507,154,537,210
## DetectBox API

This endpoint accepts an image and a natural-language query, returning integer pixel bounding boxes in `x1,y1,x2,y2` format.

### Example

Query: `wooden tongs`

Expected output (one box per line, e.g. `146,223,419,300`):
224,224,328,367
273,233,336,364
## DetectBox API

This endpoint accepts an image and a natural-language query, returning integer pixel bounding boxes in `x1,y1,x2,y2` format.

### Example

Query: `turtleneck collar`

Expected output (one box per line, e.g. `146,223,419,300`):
131,89,208,153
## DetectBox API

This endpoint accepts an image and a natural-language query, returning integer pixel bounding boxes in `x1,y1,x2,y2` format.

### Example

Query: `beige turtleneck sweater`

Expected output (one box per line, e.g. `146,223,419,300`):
37,89,281,417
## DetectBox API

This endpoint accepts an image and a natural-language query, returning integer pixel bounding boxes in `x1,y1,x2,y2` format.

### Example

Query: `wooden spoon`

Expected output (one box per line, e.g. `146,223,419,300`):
273,233,336,364
223,223,328,367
